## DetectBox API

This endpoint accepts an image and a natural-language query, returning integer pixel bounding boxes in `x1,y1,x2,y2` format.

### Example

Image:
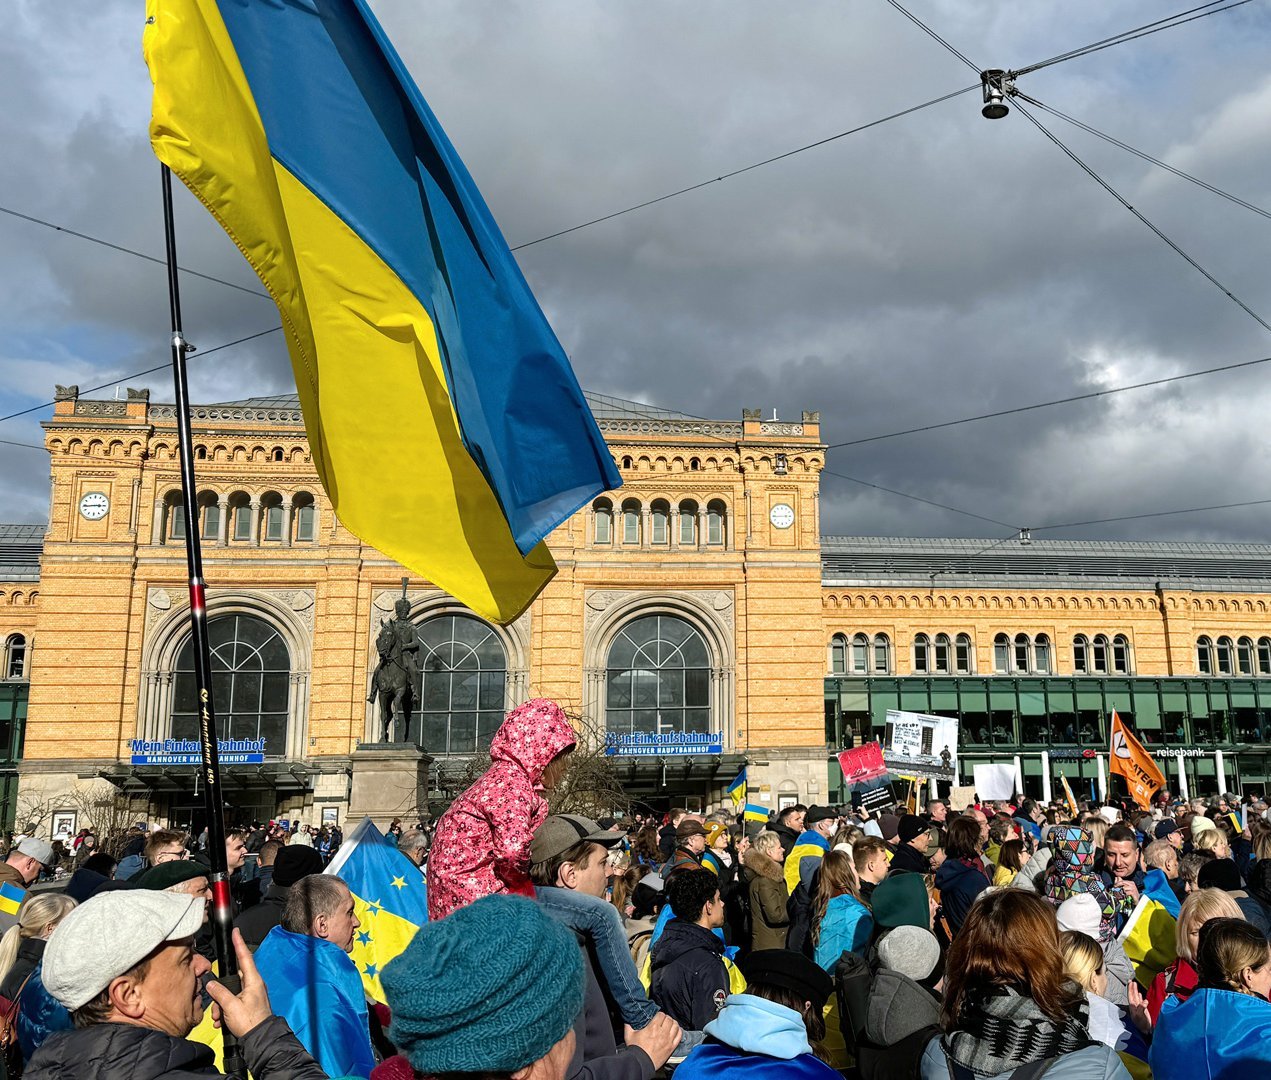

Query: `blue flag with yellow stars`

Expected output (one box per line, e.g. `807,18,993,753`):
325,816,427,1002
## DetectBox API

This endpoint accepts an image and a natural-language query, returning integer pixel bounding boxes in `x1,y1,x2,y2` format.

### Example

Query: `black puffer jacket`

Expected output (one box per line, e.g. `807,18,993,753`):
234,883,289,952
25,1015,325,1080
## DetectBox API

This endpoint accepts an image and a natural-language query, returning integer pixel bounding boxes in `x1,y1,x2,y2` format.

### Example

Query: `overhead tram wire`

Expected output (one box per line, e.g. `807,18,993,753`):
1020,97,1271,223
1011,0,1256,78
1034,496,1271,533
0,204,272,302
0,325,284,429
509,83,979,251
824,353,1271,451
1013,98,1271,337
820,467,1020,530
883,0,981,73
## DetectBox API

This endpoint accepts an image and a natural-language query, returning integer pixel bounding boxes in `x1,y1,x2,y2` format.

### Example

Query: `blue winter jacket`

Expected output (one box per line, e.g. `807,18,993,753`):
675,993,840,1080
1149,986,1271,1080
15,963,71,1062
813,894,873,972
934,858,989,934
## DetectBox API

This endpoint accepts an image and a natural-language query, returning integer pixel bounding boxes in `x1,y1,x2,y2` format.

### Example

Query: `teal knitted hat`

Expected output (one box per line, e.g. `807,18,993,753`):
382,893,584,1073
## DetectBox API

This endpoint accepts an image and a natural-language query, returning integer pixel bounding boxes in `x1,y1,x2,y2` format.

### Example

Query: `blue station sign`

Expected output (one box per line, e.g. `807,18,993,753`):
605,731,724,757
129,738,266,766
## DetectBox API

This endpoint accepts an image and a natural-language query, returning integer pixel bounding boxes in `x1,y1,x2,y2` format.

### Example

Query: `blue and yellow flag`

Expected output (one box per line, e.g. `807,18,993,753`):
143,0,620,623
726,768,747,811
0,882,23,917
1117,867,1180,986
325,817,426,1003
743,803,771,823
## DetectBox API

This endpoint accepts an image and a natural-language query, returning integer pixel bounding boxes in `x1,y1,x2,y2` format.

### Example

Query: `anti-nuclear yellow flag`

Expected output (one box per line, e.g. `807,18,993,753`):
1109,711,1165,810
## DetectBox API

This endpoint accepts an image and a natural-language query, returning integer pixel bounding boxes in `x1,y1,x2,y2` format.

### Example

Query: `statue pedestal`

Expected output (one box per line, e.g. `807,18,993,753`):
348,743,434,829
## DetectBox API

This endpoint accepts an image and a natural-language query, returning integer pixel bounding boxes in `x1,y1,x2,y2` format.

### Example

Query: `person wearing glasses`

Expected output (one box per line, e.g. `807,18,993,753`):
144,830,189,867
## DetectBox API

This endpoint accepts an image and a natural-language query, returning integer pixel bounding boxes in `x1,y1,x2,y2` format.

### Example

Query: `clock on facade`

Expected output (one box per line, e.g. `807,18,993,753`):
769,503,795,529
78,492,110,521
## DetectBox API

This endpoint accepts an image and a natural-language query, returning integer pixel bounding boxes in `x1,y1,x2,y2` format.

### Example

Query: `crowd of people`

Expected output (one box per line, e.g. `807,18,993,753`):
0,697,1269,1079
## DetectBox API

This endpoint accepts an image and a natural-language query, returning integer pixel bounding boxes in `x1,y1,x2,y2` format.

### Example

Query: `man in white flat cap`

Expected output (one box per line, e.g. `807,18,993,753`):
24,890,326,1080
0,836,55,933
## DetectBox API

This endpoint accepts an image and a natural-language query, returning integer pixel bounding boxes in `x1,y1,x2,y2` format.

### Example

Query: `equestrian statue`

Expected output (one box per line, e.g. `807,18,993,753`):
368,583,420,742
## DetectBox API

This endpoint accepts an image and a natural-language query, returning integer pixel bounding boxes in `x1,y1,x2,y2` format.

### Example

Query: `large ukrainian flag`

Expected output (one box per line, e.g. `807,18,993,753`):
143,0,620,623
326,816,427,1003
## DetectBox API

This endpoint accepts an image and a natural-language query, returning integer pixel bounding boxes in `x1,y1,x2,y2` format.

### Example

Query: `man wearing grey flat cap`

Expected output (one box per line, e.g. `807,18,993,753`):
24,890,326,1080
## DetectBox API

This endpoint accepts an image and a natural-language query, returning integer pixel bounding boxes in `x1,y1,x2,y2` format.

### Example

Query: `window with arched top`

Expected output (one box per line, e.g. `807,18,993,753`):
229,492,253,542
592,499,613,545
1013,633,1031,674
1034,633,1051,674
1259,637,1271,676
830,634,847,675
992,633,1009,673
932,634,951,674
198,492,220,541
650,500,670,545
293,492,316,543
1091,634,1110,675
1216,636,1234,676
605,615,710,739
678,500,698,545
955,633,973,674
415,614,508,754
621,456,633,470
163,492,186,541
1237,636,1255,676
621,499,641,545
172,615,290,749
852,633,870,674
706,500,726,546
913,633,931,674
272,448,284,463
873,633,891,674
1112,634,1130,675
1197,636,1214,675
1073,634,1089,674
4,635,26,681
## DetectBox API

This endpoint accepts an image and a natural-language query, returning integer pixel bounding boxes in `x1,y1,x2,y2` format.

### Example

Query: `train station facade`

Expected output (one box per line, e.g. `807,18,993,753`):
1,388,1270,830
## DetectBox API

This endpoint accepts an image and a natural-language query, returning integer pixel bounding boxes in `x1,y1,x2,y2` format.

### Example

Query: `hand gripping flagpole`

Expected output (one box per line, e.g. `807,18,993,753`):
161,164,245,1078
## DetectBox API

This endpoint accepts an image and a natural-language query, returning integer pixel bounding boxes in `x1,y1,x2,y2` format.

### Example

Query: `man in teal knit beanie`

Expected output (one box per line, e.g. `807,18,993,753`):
382,893,584,1077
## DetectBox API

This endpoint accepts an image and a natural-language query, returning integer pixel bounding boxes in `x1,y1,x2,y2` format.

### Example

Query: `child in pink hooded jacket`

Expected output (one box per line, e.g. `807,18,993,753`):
427,698,576,920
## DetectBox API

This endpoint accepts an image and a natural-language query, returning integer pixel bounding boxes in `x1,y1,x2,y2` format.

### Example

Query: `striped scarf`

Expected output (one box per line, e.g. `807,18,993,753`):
943,985,1091,1076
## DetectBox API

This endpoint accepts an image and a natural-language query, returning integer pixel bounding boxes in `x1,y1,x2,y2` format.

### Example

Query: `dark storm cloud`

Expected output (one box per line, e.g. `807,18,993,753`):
2,0,1270,541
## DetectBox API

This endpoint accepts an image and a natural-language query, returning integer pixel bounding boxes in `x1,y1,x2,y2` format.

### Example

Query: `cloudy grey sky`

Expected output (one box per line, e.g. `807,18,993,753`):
2,1,1270,544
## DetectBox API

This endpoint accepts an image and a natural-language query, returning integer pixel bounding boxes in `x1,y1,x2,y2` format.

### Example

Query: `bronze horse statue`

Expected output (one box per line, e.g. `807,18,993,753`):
369,616,416,742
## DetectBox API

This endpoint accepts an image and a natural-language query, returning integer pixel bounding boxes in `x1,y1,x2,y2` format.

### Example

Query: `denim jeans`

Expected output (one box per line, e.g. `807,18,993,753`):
537,886,659,1029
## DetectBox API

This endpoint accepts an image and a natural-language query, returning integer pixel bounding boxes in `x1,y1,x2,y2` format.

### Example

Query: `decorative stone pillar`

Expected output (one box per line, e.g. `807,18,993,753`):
640,507,651,550
248,499,261,545
216,496,230,545
152,502,166,545
280,496,293,547
670,508,681,549
697,508,708,552
288,672,309,758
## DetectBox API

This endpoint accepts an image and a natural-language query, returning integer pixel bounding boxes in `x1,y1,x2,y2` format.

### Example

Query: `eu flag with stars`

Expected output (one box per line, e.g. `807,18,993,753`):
325,817,427,1003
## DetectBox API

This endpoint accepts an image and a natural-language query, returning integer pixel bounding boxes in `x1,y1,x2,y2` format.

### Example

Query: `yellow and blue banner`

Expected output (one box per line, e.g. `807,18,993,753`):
325,816,427,1003
0,882,23,917
1117,867,1180,986
743,803,770,823
727,768,747,811
143,0,620,623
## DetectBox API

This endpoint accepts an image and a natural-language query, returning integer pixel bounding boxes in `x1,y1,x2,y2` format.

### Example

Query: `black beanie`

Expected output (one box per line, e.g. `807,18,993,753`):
1197,857,1242,893
272,845,325,887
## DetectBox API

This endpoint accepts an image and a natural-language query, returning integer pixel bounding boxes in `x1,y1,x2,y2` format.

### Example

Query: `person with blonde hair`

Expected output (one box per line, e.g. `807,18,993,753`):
742,830,790,951
1061,930,1127,1050
1146,887,1243,1025
811,850,872,972
1151,917,1271,1077
1195,827,1231,861
0,893,75,997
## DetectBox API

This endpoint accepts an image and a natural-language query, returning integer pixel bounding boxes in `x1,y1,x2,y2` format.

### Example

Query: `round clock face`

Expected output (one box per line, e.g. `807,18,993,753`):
79,492,110,521
769,503,795,529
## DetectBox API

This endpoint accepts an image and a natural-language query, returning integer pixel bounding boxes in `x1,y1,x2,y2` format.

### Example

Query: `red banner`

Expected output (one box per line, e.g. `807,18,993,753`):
837,742,888,786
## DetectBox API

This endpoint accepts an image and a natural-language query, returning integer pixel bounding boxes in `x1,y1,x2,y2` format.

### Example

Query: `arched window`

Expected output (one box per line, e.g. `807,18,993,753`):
4,635,26,680
1216,636,1234,676
198,492,220,541
706,500,726,546
163,492,186,542
1237,636,1255,676
932,634,951,674
852,633,870,674
229,492,253,542
1091,634,1110,675
1074,634,1089,674
606,615,710,739
1033,633,1051,675
650,500,670,545
1197,636,1214,675
1259,637,1271,676
1013,633,1030,674
272,448,284,463
621,499,641,545
416,614,508,754
293,492,316,543
621,456,633,470
1113,634,1131,675
592,499,613,545
993,633,1010,673
172,615,290,749
830,635,847,675
689,457,701,471
678,500,698,545
873,634,891,674
259,492,285,542
913,633,930,674
955,633,973,674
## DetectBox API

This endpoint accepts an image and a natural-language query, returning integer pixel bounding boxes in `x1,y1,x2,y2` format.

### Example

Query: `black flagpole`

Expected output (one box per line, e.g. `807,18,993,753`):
161,164,245,1078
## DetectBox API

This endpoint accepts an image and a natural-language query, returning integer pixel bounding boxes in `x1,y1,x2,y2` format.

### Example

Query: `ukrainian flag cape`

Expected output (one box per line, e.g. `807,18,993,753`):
1116,867,1180,986
325,816,427,1003
143,0,620,623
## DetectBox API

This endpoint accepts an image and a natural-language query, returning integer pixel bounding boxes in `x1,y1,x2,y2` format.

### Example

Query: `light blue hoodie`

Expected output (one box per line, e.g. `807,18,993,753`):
814,893,873,972
674,994,839,1080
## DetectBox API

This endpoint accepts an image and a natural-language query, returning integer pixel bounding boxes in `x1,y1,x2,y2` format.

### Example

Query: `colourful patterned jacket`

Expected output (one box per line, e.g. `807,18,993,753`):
426,699,576,920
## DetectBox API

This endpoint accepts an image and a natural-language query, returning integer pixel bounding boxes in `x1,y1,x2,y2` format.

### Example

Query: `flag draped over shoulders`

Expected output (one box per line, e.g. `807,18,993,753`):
143,0,619,623
326,817,428,1003
1117,868,1179,986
